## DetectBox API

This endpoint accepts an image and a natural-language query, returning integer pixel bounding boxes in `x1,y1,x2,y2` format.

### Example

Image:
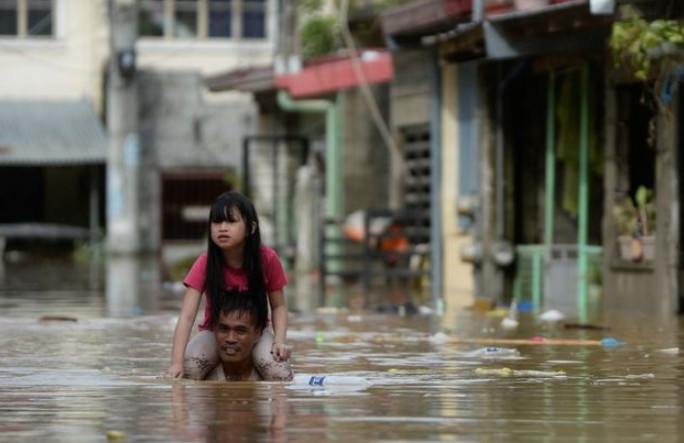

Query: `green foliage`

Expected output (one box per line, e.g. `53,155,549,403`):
223,169,240,191
609,9,684,81
72,230,105,264
300,15,342,58
612,186,656,237
299,0,324,13
297,0,419,58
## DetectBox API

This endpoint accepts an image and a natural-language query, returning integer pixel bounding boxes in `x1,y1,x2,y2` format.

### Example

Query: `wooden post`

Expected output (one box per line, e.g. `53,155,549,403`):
655,94,680,315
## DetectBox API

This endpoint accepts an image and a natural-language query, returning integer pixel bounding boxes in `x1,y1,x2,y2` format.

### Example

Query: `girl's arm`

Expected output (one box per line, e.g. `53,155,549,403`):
167,287,202,378
268,289,291,362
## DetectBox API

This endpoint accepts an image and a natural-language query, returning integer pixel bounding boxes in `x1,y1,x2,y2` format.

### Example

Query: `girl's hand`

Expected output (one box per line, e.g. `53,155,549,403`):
271,342,291,362
166,362,185,379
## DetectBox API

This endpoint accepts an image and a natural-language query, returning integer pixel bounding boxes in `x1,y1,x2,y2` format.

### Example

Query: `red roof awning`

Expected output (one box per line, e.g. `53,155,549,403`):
204,65,274,93
274,50,393,99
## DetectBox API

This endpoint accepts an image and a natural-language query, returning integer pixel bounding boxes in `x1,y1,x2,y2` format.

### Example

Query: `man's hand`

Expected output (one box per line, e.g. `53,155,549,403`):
166,362,184,379
271,342,291,362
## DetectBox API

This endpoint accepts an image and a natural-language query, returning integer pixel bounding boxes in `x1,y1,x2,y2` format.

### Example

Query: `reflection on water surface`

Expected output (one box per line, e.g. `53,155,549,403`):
0,255,683,442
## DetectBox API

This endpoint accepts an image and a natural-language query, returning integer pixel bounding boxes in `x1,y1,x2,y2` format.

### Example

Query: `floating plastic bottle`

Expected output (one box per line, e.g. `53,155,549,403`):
292,374,371,389
600,338,625,346
465,347,520,357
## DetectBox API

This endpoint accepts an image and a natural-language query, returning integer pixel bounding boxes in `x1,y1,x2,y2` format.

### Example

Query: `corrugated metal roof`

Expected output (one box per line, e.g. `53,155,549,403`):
0,100,107,166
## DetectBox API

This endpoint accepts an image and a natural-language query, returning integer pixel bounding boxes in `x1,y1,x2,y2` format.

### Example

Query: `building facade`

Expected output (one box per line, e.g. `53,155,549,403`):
0,0,278,265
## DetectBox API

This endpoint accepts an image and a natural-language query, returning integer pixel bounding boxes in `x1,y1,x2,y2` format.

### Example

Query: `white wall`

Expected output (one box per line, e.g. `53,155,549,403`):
0,0,277,108
0,0,108,108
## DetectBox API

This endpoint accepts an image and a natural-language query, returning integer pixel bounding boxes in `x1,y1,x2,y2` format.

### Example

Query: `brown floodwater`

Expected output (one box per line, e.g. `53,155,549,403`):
0,254,683,442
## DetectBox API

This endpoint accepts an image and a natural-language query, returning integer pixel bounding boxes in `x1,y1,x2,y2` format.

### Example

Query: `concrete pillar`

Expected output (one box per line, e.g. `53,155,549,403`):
106,0,140,255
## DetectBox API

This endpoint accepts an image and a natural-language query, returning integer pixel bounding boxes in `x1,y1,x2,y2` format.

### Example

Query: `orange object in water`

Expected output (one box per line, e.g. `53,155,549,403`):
380,224,409,265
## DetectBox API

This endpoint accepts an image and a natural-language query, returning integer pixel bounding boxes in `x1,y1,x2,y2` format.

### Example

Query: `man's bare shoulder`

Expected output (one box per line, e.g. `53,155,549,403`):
204,366,225,381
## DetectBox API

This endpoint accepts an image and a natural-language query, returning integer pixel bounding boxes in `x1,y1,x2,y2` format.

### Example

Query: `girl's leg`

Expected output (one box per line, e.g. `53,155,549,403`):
253,328,293,381
184,330,219,380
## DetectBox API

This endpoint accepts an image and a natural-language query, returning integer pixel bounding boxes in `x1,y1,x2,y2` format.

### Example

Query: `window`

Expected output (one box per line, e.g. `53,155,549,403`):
140,0,164,37
140,0,266,40
174,0,197,37
208,0,231,38
0,0,53,37
241,0,264,38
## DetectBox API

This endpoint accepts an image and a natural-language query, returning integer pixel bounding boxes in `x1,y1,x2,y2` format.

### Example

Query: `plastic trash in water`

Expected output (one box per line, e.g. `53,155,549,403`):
501,301,519,330
501,317,519,330
530,336,548,343
475,367,566,377
292,374,372,389
465,347,520,358
658,347,679,354
428,332,450,344
418,305,433,315
517,301,534,312
600,338,625,347
539,309,565,322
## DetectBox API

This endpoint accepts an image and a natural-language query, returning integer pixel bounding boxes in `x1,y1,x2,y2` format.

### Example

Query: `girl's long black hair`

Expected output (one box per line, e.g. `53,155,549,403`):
205,191,268,327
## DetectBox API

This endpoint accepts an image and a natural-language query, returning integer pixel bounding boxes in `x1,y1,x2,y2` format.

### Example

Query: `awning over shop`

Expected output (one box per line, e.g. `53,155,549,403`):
274,50,393,99
418,0,610,60
380,0,472,37
205,65,275,93
0,100,107,166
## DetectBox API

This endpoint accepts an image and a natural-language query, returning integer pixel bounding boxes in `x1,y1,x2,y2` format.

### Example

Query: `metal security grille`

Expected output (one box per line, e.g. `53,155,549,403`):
401,125,431,246
161,171,233,240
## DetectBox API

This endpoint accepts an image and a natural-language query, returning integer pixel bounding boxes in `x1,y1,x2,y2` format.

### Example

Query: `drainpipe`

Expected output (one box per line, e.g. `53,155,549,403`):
472,0,484,22
277,90,343,275
430,51,444,315
544,72,556,249
577,63,590,322
541,71,556,314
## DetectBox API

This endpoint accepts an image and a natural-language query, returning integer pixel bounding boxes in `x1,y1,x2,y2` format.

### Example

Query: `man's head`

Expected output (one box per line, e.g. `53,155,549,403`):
211,290,267,365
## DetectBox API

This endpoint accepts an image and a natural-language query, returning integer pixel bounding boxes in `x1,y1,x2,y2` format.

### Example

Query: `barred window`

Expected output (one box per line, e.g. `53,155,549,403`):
140,0,266,40
0,0,53,38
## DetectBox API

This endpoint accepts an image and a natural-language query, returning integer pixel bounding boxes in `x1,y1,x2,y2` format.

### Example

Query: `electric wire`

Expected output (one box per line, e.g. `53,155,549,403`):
338,0,416,192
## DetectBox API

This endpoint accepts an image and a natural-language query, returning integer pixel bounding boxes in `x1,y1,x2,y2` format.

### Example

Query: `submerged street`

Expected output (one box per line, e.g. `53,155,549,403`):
0,255,682,442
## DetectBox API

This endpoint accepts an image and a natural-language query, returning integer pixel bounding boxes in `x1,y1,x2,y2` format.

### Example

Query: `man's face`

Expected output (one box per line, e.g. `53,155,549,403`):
214,311,261,364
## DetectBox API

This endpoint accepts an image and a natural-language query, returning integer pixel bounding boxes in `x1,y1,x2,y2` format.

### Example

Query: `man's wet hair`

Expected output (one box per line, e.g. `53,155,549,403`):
210,289,268,332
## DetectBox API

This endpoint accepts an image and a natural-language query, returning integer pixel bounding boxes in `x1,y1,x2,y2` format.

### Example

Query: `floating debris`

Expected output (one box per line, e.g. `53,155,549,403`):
38,315,77,322
501,317,519,330
428,332,450,345
563,323,611,331
476,367,514,377
657,347,679,354
624,374,655,379
600,338,625,347
476,367,566,377
106,430,127,441
464,347,520,358
540,310,565,322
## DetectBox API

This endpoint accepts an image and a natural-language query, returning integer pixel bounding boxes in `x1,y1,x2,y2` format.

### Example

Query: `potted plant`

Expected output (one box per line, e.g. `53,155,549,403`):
612,186,656,262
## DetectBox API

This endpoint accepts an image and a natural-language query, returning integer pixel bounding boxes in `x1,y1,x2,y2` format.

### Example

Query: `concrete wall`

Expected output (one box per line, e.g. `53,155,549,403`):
0,0,108,107
602,81,681,316
138,71,257,252
0,0,276,108
1,0,276,258
341,86,390,213
390,50,432,129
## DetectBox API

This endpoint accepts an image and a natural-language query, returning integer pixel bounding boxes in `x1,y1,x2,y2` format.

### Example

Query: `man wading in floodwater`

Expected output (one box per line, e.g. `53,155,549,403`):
204,291,268,381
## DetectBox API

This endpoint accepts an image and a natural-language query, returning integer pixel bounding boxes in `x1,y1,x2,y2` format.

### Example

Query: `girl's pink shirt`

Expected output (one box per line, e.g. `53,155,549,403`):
183,245,288,331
